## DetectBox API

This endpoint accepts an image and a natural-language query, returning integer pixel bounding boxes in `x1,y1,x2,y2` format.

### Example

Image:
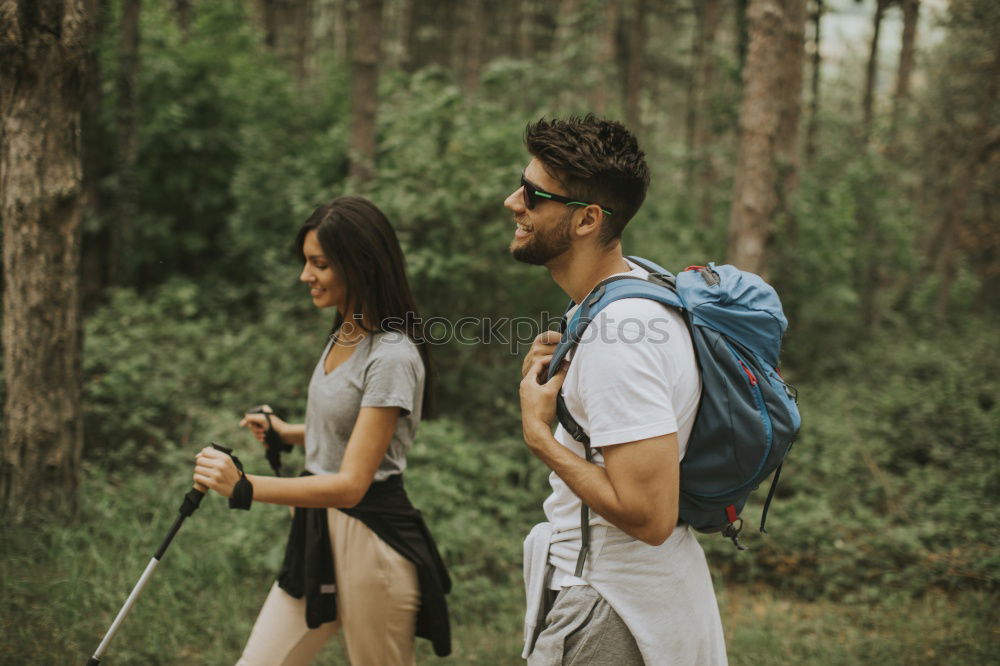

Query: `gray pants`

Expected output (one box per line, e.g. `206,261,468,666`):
528,585,644,666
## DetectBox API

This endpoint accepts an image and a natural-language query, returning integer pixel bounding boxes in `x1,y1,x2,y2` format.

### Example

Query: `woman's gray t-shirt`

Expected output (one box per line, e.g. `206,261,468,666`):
304,330,424,481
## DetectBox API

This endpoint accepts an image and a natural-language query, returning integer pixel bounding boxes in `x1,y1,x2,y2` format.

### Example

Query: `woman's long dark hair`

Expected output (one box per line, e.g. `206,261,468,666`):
296,196,433,416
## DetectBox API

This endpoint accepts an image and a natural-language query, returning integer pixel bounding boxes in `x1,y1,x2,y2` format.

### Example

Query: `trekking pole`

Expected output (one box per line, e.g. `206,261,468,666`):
85,475,211,664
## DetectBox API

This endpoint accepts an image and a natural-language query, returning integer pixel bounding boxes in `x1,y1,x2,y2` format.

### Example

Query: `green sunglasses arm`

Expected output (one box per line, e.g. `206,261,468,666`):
532,190,612,215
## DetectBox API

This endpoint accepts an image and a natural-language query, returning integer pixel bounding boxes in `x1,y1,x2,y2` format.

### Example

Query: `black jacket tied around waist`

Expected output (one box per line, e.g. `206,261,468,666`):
278,473,452,657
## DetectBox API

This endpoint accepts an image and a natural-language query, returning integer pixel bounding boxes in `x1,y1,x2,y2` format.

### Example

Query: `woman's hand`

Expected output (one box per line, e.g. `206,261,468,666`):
193,446,241,498
239,405,289,445
519,358,568,450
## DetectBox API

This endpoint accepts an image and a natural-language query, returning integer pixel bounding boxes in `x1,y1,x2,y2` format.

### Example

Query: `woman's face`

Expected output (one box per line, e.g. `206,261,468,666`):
299,230,346,310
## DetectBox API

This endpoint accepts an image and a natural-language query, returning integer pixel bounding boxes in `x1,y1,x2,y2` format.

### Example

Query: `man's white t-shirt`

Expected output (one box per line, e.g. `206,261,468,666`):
523,259,728,665
545,260,701,588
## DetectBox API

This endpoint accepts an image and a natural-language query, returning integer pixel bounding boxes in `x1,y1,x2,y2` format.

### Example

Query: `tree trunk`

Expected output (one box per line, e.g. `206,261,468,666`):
1,0,88,521
726,0,804,276
890,0,920,141
861,0,886,144
552,0,581,65
519,0,536,60
625,0,648,134
735,0,749,79
291,0,313,87
333,0,350,63
255,0,314,87
684,0,723,228
111,0,141,285
349,0,382,182
775,0,806,210
804,0,823,163
384,0,413,72
933,48,1000,318
591,0,621,114
173,0,192,37
254,0,278,47
462,0,486,94
81,0,106,307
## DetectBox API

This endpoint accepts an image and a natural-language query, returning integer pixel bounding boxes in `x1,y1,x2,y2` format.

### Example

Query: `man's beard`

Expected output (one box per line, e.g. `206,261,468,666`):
510,211,574,266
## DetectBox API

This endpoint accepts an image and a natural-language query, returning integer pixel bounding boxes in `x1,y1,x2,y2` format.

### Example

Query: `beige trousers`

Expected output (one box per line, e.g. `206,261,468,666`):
237,508,420,666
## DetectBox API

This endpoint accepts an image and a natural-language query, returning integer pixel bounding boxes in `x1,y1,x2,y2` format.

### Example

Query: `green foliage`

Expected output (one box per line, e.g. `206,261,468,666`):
2,428,996,663
83,279,325,467
369,64,570,425
405,419,549,626
5,1,995,658
774,142,923,371
702,316,1000,600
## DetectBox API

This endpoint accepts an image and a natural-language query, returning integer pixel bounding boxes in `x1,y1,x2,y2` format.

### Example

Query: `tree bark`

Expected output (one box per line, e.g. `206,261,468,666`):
254,0,314,87
333,0,350,63
933,46,1000,318
684,0,723,227
81,0,106,307
775,0,806,209
111,0,141,285
726,0,805,276
173,0,192,37
804,0,823,163
552,0,581,65
625,0,648,134
890,0,920,141
861,0,887,144
254,0,277,47
1,0,88,521
735,0,749,79
291,0,313,87
592,0,621,114
519,0,536,60
349,0,382,182
384,0,413,72
462,0,486,94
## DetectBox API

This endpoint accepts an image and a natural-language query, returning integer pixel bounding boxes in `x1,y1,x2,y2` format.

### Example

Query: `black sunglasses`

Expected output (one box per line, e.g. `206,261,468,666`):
520,173,613,216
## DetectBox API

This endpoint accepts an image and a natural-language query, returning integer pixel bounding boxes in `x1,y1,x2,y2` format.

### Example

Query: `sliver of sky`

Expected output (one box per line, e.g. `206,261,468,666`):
821,0,949,79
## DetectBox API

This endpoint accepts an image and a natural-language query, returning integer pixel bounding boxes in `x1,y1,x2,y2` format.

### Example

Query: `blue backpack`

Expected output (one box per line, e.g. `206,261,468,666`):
547,257,801,575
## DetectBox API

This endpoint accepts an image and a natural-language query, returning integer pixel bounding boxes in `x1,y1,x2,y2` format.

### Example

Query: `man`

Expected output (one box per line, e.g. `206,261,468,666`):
509,115,727,665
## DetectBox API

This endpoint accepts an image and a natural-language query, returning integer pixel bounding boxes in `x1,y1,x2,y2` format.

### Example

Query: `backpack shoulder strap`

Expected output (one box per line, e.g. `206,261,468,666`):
547,277,685,378
625,254,671,277
542,273,685,577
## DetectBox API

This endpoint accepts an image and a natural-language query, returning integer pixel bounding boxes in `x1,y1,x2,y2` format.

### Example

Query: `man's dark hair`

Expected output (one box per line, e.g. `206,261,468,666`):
525,114,650,244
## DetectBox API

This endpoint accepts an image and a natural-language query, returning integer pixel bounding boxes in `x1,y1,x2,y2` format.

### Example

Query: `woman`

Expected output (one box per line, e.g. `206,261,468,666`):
194,196,450,665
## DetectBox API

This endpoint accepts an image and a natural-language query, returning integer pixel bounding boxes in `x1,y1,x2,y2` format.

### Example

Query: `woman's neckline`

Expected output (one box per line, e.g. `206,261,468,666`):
322,324,370,376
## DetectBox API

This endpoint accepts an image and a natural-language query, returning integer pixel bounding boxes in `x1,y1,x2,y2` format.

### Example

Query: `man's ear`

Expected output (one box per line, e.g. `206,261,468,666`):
573,204,606,240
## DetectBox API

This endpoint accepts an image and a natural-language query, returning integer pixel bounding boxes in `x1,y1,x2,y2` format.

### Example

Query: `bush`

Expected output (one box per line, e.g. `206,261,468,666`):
406,418,549,627
702,315,1000,599
83,279,325,467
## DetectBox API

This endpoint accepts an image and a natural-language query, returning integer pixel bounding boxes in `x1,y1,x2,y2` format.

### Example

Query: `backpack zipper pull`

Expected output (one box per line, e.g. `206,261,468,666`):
721,519,748,551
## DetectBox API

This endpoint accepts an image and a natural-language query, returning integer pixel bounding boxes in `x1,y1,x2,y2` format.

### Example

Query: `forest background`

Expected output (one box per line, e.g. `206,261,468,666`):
1,0,997,663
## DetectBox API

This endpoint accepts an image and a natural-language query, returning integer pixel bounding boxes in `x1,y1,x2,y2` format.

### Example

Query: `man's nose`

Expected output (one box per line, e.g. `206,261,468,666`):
504,188,524,212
